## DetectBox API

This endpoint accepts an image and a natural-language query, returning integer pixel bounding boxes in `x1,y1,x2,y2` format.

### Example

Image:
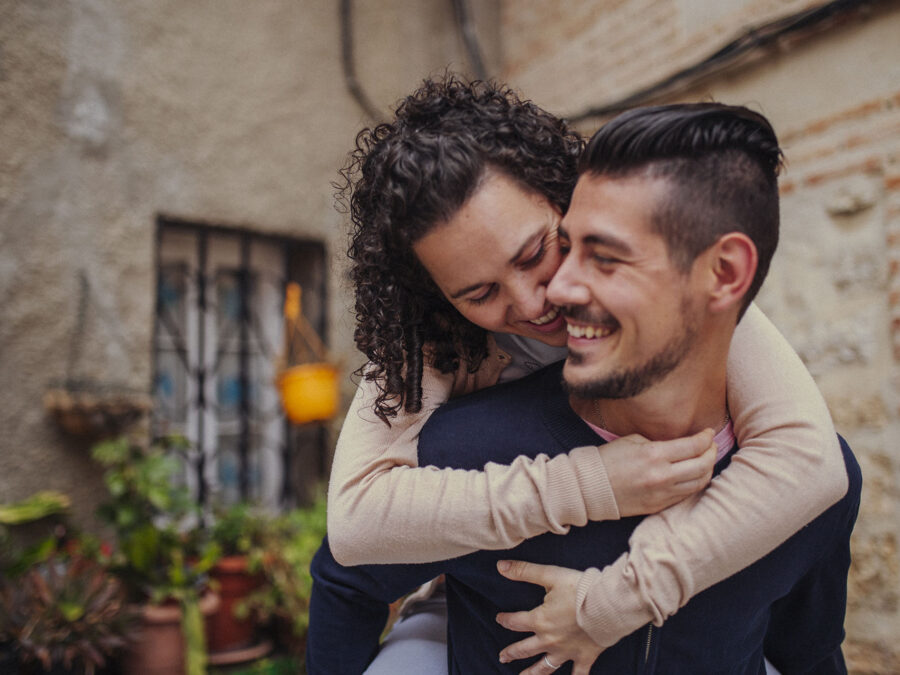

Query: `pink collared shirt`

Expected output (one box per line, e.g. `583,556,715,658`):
583,418,736,463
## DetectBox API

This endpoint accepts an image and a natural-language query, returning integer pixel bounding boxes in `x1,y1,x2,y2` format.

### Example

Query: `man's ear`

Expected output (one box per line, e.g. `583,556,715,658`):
705,233,758,314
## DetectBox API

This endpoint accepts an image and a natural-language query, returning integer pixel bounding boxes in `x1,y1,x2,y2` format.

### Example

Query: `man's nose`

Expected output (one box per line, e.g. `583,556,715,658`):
548,256,591,307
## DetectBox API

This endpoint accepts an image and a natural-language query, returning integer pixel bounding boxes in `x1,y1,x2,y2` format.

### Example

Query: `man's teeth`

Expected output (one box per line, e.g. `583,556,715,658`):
566,324,614,339
529,307,559,326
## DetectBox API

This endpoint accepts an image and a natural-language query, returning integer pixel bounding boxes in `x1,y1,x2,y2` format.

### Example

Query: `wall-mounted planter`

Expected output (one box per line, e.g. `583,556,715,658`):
43,384,152,438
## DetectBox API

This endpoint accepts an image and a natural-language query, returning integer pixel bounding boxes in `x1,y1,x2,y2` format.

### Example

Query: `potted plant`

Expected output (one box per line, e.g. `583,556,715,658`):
240,492,327,659
0,537,136,675
0,491,71,532
206,502,269,657
0,494,137,675
91,437,220,675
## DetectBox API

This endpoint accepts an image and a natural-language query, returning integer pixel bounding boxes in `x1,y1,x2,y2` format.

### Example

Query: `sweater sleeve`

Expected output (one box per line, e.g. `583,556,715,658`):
327,363,618,566
575,303,849,648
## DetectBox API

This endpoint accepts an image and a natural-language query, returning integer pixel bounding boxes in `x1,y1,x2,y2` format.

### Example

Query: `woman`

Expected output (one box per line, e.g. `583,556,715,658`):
318,76,845,673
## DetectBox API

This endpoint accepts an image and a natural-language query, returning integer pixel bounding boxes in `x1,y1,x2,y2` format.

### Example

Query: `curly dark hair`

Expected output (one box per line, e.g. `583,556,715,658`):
339,75,583,423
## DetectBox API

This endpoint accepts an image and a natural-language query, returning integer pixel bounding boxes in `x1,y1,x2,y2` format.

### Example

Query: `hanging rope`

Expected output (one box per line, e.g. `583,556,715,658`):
278,283,339,425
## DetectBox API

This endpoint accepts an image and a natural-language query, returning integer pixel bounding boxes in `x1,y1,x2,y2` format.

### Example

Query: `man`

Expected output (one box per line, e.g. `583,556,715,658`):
308,103,861,674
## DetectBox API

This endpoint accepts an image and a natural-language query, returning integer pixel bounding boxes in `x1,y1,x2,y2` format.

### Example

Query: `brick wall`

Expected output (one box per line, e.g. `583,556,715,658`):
773,95,900,671
501,0,818,116
501,2,900,671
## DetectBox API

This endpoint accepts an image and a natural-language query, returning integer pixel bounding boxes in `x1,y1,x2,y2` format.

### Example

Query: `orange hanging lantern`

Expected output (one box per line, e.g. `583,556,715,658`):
277,363,339,425
277,283,340,425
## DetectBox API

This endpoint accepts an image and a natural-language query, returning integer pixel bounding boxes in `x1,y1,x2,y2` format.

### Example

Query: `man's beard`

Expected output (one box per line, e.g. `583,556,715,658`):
563,299,700,400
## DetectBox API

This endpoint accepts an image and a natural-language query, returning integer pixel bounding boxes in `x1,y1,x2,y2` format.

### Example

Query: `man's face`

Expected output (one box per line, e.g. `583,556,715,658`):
547,173,707,399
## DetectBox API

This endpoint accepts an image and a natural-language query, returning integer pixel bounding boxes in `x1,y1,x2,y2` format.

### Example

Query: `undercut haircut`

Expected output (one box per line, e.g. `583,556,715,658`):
579,103,783,312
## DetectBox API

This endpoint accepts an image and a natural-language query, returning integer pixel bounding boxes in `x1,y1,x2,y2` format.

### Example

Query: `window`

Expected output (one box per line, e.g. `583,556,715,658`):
153,218,329,508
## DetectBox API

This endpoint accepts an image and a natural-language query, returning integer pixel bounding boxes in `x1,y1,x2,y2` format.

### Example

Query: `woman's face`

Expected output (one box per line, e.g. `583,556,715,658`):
412,170,568,346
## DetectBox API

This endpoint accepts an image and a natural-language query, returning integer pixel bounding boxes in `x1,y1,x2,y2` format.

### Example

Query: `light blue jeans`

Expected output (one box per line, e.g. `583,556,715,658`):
363,594,449,675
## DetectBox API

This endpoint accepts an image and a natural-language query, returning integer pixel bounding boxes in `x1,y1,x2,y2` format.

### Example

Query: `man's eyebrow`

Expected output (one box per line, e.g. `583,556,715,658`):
581,231,635,256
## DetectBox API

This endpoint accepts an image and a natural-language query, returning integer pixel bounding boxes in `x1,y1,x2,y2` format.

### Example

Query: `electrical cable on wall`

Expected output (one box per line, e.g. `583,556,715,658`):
339,0,491,121
566,0,892,124
335,0,887,128
339,0,383,121
452,0,489,81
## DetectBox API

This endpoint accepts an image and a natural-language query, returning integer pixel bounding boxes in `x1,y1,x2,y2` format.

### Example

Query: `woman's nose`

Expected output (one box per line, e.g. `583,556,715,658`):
508,277,546,320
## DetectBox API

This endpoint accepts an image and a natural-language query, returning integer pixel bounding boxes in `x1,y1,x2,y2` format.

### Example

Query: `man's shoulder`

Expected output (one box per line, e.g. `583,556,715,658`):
775,433,861,565
777,434,860,548
418,361,567,469
836,434,863,515
432,360,564,418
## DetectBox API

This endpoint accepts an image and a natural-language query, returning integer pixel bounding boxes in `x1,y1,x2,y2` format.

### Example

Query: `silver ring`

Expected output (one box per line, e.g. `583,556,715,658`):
543,654,560,670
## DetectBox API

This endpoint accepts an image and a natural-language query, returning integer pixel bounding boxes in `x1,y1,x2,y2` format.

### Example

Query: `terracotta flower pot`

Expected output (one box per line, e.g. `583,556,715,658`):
206,555,265,654
125,591,219,675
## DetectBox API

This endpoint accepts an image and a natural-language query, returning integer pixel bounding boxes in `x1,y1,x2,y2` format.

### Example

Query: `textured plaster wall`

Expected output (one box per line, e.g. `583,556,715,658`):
6,0,895,668
0,0,499,524
501,1,900,670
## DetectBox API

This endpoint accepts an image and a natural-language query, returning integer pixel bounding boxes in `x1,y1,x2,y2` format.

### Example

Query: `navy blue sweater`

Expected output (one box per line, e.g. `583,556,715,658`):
308,362,861,674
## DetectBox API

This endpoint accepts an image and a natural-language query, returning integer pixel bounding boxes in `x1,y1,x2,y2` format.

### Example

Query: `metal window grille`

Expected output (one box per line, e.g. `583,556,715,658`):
153,217,329,508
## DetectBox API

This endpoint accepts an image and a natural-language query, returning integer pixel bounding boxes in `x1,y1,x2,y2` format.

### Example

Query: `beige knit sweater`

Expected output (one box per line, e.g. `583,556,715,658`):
327,304,848,648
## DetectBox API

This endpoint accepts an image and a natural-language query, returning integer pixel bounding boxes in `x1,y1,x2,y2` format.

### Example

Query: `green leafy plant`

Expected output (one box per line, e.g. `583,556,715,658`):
91,436,220,675
0,491,71,526
205,502,273,654
0,535,137,675
1,527,58,581
241,492,327,656
0,491,73,579
210,502,269,558
92,437,219,603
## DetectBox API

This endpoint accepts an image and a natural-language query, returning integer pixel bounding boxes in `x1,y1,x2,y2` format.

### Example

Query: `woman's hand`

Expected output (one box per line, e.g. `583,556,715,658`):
495,560,599,675
600,430,717,517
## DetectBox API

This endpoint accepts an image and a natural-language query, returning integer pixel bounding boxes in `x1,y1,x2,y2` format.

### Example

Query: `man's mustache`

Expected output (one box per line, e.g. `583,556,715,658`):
560,305,619,329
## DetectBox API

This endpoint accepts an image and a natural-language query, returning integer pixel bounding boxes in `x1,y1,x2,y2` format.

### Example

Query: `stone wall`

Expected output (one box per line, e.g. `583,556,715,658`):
501,1,900,670
768,91,900,675
2,0,896,669
502,0,817,116
0,0,499,523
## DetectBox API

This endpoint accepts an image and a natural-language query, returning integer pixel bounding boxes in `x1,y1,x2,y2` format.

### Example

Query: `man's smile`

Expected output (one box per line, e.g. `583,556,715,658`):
565,322,617,340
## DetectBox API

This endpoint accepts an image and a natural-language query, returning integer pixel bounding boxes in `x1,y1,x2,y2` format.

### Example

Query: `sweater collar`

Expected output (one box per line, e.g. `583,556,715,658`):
536,361,738,464
537,362,606,449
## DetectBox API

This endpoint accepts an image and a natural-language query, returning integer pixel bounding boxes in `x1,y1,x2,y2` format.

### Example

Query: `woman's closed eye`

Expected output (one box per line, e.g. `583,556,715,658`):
518,241,546,270
519,229,557,270
467,284,498,305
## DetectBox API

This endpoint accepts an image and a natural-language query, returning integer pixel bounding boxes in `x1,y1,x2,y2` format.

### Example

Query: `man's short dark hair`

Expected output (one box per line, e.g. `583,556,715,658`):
579,103,783,310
